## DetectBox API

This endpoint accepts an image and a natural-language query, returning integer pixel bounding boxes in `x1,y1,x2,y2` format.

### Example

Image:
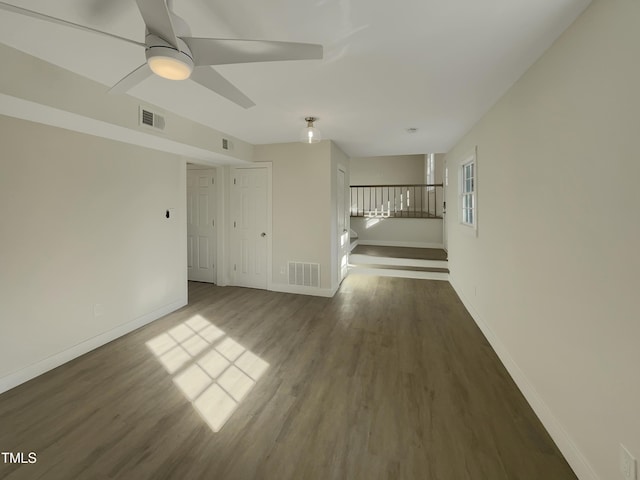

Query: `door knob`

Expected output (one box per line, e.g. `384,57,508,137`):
261,232,266,237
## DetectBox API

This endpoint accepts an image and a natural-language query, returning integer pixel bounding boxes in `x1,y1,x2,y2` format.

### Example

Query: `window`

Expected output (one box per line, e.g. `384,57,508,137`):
459,153,476,229
426,153,435,190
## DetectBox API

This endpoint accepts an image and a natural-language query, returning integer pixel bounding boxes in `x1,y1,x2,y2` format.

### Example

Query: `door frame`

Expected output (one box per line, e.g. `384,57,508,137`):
442,158,448,252
229,163,272,291
186,166,217,283
337,165,349,284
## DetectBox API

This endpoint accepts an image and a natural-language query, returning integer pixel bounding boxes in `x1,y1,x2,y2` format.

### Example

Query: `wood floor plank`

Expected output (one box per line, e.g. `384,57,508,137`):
0,276,576,480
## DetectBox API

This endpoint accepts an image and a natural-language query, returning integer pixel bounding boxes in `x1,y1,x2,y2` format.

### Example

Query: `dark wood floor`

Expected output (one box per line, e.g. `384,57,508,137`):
0,277,575,480
352,245,448,261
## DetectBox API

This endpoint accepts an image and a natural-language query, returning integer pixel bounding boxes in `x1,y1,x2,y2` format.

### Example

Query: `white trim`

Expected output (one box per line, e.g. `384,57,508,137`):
186,166,217,284
449,275,599,480
337,165,349,289
358,240,444,249
349,254,448,270
348,267,449,281
266,164,273,291
457,146,478,237
0,298,187,395
442,157,448,252
270,283,338,298
229,163,273,291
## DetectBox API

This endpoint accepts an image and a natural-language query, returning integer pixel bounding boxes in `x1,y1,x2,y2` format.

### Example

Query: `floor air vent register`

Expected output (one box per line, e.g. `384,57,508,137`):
288,262,320,288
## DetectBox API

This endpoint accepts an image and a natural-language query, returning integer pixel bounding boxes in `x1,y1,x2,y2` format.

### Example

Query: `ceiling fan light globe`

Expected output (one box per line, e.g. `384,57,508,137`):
146,47,194,81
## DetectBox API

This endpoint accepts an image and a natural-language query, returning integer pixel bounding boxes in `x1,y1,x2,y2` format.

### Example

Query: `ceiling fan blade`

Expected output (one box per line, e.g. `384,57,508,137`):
135,0,178,48
108,63,153,94
183,38,323,66
0,1,144,47
190,67,255,109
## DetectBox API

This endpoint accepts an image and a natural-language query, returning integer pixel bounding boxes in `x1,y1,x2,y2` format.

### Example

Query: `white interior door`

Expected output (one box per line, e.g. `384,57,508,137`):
337,168,349,283
187,168,217,283
230,166,269,289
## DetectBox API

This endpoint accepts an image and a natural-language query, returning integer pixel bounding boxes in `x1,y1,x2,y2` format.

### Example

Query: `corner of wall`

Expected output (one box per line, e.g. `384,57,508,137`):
447,273,600,480
0,298,187,395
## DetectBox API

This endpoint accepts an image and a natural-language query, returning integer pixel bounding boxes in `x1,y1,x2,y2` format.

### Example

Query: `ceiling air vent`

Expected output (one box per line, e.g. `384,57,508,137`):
139,107,165,131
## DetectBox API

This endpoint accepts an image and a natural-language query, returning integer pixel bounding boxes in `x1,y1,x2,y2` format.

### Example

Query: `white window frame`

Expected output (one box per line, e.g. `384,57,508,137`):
426,153,435,191
458,149,477,235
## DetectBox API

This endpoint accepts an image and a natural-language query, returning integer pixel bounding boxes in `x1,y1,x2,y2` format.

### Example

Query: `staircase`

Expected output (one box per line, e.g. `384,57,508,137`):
348,245,449,281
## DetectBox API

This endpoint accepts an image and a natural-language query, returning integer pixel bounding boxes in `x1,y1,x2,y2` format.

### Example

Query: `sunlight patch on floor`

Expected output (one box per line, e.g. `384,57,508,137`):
146,314,269,432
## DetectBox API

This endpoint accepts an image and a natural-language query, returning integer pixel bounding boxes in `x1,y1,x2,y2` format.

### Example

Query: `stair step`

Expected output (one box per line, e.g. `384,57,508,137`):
349,253,448,270
348,265,449,281
350,263,448,273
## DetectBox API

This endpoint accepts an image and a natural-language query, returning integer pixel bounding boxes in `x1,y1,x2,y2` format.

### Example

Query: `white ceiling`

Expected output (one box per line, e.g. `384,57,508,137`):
0,0,591,157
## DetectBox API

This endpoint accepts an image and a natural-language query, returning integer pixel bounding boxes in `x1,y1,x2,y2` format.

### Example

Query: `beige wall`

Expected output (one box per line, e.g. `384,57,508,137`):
254,141,334,292
350,154,424,185
0,115,187,392
444,2,640,479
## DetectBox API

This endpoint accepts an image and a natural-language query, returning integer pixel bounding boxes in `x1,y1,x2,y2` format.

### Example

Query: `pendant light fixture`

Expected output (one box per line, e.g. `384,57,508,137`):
300,117,321,144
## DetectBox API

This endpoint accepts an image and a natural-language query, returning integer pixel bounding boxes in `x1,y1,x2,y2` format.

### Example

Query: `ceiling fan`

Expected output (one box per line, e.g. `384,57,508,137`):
0,0,323,108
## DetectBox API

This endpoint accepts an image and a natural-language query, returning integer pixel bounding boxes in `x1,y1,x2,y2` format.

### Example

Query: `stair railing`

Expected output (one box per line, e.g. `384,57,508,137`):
350,184,443,218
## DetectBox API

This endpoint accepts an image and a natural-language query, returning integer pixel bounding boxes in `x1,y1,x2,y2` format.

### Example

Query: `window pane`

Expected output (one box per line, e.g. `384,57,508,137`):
460,159,476,227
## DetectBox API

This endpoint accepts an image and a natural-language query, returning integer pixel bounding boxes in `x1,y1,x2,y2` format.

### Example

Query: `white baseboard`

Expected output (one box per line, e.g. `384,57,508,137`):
358,240,444,249
449,276,599,480
270,283,338,298
0,298,187,395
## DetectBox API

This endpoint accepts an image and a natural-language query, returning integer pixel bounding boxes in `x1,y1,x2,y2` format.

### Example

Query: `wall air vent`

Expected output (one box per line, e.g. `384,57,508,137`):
139,107,165,131
288,262,320,288
222,138,229,150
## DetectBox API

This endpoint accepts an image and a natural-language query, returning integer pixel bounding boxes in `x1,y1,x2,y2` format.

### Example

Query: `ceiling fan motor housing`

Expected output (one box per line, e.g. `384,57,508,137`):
145,34,194,80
